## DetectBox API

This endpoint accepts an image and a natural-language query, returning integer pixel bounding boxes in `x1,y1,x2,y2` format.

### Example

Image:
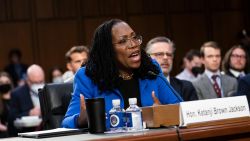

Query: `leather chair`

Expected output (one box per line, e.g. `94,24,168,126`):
39,83,73,130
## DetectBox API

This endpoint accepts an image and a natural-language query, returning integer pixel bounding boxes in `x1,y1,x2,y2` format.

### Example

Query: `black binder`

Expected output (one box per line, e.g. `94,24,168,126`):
18,128,88,138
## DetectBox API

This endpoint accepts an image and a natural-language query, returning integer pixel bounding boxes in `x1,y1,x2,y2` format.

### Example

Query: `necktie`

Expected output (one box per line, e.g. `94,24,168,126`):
211,75,221,98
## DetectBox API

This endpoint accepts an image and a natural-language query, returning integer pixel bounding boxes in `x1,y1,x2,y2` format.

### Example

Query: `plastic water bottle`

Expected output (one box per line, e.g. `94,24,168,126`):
126,98,143,131
109,99,126,132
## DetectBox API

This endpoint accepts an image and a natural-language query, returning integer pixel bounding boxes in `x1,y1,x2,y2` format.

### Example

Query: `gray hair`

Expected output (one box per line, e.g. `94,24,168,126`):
145,36,175,54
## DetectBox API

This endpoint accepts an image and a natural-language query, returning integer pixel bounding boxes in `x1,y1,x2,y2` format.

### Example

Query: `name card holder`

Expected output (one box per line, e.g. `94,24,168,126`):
179,96,250,127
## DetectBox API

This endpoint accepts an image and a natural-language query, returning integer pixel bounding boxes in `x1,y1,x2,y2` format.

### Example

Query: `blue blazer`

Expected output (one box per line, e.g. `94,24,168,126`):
62,67,182,128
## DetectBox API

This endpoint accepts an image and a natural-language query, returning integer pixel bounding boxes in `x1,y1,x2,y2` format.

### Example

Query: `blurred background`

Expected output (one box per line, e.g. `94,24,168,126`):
0,0,249,81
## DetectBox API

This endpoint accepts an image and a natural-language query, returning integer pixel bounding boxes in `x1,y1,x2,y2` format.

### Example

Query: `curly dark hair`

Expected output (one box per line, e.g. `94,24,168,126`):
222,44,250,74
85,19,159,91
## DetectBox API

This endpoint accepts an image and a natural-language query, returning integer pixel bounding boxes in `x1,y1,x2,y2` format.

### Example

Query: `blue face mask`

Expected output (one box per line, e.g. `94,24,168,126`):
30,83,44,94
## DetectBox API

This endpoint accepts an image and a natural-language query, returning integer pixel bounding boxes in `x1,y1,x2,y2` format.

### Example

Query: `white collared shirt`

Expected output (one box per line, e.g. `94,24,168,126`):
229,69,245,78
30,91,40,107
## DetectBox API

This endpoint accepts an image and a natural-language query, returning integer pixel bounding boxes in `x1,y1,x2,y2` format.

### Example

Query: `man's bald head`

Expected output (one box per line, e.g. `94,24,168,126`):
27,64,45,86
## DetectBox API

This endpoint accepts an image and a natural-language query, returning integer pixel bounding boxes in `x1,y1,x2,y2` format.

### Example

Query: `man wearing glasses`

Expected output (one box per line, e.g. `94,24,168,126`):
145,36,198,101
222,44,250,80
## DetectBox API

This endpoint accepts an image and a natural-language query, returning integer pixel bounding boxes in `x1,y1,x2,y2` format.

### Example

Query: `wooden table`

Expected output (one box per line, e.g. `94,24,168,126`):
2,119,250,141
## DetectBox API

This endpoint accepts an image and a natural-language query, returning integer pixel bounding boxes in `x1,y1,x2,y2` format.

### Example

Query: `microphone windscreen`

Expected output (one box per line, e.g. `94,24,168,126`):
147,71,157,76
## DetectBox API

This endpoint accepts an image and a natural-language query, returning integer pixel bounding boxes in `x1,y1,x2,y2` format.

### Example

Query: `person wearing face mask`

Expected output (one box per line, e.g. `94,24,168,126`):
0,72,13,138
176,49,203,82
8,64,45,136
49,66,64,83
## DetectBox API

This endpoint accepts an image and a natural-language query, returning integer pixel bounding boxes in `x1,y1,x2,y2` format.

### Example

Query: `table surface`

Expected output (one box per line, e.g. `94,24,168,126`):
2,119,250,141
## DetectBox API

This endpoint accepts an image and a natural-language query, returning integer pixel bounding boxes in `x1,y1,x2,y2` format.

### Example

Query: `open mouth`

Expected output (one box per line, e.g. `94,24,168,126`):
129,50,141,61
161,63,169,68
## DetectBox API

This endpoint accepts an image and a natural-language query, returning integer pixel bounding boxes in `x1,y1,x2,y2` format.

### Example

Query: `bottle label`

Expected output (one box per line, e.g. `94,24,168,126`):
109,113,125,128
126,113,133,127
126,112,143,129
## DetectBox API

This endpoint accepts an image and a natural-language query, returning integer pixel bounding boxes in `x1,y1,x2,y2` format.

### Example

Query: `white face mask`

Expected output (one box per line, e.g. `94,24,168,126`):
52,76,63,83
30,83,44,94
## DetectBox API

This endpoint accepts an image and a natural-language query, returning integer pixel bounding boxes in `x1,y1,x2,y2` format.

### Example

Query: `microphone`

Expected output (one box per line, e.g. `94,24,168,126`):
148,71,183,102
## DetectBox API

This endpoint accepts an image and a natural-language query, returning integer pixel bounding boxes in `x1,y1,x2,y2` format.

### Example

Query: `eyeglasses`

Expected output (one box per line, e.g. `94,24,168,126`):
150,52,174,58
231,54,246,59
113,35,142,47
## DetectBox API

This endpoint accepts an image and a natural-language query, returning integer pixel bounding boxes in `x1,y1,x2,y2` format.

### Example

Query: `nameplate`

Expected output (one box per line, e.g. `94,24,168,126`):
179,96,250,126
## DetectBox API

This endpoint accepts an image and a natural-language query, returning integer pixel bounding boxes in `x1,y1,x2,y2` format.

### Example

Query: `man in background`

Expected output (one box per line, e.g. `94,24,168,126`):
8,64,45,136
146,36,198,101
192,41,238,100
222,44,250,80
62,45,89,82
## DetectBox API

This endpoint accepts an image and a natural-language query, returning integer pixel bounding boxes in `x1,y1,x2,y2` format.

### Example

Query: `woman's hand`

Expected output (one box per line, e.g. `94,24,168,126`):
151,91,161,106
77,94,88,128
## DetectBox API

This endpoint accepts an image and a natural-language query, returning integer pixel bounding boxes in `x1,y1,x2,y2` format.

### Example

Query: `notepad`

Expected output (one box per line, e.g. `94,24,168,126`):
18,128,88,138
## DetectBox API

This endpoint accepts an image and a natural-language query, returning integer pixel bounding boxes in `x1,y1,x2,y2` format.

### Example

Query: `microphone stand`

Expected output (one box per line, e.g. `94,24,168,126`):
148,71,183,102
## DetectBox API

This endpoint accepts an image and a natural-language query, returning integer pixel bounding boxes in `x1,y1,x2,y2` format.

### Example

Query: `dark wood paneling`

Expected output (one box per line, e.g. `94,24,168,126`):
0,0,248,77
11,0,30,20
81,0,100,16
168,0,185,12
99,0,122,16
82,18,111,46
0,23,33,69
127,0,144,14
186,0,205,12
208,0,243,11
0,0,7,21
127,0,165,14
36,0,54,18
54,0,77,18
37,20,78,75
226,0,243,10
212,11,244,53
128,15,166,47
171,13,207,75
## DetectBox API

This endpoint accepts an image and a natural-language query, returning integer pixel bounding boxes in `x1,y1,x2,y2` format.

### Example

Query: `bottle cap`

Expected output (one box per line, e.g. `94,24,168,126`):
129,98,137,105
112,99,120,106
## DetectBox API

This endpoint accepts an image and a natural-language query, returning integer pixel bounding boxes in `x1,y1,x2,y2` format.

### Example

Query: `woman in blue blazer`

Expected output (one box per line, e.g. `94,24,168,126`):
62,19,182,129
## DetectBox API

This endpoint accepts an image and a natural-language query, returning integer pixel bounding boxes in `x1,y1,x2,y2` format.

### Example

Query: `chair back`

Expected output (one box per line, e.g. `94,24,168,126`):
39,83,73,130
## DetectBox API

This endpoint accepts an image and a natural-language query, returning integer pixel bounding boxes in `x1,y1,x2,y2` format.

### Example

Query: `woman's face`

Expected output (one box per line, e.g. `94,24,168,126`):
112,22,141,72
0,76,11,85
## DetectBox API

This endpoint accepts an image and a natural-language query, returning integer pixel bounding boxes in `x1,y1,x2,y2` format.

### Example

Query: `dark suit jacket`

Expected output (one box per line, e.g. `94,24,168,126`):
236,74,250,106
225,71,247,80
226,71,235,78
170,77,198,101
10,84,34,118
8,84,34,136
